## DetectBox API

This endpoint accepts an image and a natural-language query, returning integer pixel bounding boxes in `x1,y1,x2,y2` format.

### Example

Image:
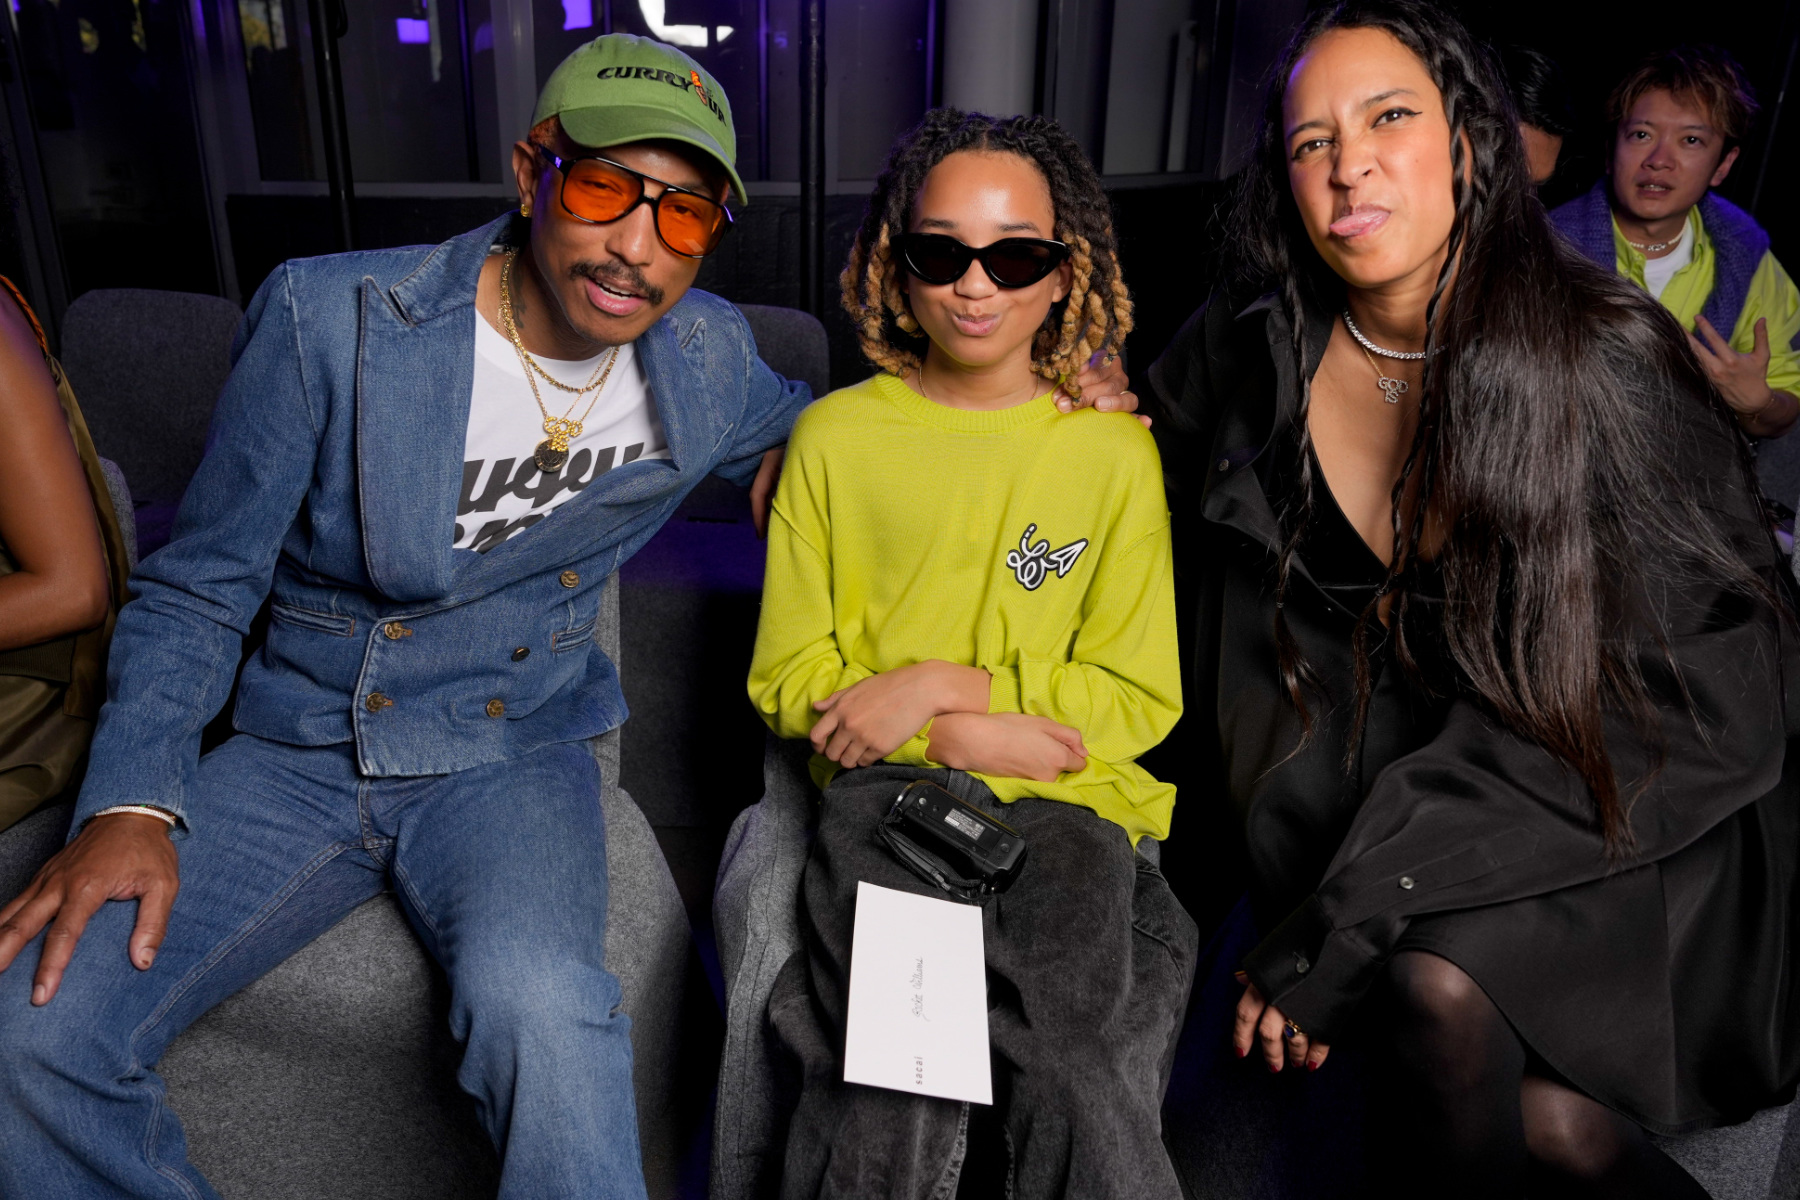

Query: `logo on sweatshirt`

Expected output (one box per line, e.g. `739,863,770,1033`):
1006,523,1088,590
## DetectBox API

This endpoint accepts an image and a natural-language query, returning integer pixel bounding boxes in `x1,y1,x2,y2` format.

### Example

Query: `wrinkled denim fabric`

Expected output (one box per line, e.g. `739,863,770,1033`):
0,735,643,1200
73,212,809,831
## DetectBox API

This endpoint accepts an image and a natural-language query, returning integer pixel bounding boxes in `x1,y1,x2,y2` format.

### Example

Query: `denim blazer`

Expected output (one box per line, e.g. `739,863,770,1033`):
75,214,810,830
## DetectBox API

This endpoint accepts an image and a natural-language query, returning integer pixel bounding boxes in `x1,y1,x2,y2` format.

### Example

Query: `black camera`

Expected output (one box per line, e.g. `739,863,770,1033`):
881,780,1029,896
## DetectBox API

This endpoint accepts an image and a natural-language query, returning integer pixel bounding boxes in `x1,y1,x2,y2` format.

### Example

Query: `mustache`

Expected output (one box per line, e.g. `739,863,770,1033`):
570,260,664,307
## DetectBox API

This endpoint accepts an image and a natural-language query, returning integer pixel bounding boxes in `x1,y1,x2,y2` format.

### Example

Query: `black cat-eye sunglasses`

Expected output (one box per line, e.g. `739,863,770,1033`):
892,232,1071,288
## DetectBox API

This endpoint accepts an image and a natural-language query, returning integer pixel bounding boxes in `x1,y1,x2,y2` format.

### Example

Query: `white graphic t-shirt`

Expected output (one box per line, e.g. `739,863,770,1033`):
1642,211,1697,301
456,315,670,553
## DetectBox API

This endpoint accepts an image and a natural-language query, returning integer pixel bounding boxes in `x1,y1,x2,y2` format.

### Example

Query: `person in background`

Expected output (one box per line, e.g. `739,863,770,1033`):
1499,45,1572,187
747,108,1192,1199
0,277,130,834
1553,45,1800,440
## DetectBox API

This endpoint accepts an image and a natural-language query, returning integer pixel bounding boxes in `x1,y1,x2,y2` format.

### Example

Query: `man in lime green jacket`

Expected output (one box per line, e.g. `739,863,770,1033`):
1553,45,1799,440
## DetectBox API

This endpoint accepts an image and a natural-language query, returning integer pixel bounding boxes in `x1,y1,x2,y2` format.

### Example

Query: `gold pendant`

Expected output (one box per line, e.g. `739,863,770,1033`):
535,415,581,473
534,441,568,472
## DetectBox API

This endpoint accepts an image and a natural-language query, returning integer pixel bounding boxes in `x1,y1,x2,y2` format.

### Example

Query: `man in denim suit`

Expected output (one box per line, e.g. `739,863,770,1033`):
0,36,796,1200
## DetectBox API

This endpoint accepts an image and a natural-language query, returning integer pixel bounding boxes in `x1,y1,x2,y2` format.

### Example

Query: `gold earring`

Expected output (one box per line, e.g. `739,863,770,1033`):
521,204,533,218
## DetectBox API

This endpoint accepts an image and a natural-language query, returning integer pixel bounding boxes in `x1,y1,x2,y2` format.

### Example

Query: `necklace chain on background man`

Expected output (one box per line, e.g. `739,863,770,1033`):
1625,229,1684,254
499,249,620,472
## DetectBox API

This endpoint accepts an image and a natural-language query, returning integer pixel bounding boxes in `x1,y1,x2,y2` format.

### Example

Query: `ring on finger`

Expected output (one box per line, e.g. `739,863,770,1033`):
1282,1019,1303,1041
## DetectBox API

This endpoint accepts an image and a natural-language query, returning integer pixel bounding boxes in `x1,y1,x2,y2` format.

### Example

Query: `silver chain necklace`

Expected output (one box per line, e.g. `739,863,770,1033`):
1624,229,1684,254
1342,311,1426,360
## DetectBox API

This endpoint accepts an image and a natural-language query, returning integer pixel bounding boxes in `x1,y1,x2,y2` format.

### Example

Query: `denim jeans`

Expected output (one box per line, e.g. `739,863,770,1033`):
770,764,1198,1200
0,734,643,1200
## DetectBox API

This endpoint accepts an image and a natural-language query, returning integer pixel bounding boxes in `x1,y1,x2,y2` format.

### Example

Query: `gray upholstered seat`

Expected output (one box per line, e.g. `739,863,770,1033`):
0,575,697,1199
734,304,830,399
59,288,243,518
94,457,138,573
1654,1105,1800,1200
1755,428,1800,514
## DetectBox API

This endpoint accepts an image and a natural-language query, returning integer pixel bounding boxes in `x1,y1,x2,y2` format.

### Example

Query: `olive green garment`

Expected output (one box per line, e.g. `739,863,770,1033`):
0,280,133,831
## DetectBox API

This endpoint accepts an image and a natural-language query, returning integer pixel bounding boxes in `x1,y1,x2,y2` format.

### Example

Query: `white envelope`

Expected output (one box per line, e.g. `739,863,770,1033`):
842,881,993,1105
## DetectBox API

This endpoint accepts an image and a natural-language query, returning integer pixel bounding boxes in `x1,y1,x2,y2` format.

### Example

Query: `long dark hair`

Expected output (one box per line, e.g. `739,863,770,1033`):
1232,0,1767,852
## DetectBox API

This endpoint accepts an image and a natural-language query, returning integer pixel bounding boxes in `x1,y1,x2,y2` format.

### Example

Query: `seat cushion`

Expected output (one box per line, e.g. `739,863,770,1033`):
164,894,499,1199
1655,1102,1797,1200
161,776,693,1200
734,304,829,399
59,288,241,514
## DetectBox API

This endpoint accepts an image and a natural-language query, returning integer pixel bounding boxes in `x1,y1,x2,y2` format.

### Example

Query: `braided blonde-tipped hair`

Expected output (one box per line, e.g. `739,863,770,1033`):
840,109,1134,398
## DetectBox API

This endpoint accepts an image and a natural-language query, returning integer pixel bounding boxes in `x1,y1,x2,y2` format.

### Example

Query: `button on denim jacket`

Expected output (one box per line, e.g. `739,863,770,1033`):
74,214,810,832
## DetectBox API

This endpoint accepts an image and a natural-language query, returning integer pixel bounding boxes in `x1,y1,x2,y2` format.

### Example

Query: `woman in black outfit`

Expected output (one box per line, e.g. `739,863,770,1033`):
1150,2,1799,1194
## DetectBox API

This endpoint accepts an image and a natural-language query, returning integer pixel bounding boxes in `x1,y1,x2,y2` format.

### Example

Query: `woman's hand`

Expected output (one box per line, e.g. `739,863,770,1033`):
926,711,1088,782
810,661,991,768
1234,974,1331,1073
1055,352,1149,428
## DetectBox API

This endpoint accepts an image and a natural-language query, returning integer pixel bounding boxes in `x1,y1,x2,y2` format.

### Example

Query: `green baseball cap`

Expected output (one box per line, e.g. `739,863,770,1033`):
533,34,747,207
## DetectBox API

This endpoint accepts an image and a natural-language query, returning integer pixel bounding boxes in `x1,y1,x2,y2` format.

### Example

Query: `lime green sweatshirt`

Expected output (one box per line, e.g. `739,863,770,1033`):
747,372,1182,843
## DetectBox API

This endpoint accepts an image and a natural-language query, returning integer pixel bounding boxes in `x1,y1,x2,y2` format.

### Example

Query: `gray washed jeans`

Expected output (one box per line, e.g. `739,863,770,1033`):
770,764,1198,1200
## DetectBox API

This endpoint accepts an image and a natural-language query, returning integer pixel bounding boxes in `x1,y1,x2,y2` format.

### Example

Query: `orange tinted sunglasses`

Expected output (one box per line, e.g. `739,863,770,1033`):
540,150,734,258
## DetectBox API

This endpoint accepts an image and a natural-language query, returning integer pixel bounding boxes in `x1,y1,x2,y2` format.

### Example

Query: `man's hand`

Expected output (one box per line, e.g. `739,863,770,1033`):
926,712,1088,782
0,813,178,1005
810,661,991,769
1055,351,1149,428
750,445,786,540
1691,316,1800,438
1233,975,1331,1073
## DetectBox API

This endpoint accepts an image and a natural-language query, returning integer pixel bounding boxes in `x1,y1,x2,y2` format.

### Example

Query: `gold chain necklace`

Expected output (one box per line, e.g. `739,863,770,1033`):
500,251,613,396
499,249,621,472
1358,344,1410,404
914,360,1037,407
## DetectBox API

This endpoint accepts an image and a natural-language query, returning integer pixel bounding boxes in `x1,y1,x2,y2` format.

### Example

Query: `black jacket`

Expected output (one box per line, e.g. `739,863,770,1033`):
1148,289,1800,1133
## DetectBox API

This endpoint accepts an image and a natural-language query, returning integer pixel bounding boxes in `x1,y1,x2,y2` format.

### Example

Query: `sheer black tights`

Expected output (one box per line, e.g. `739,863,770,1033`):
1375,951,1708,1199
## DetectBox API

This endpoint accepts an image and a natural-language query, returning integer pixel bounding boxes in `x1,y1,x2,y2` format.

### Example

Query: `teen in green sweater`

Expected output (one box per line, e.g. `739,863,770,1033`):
745,109,1194,1200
